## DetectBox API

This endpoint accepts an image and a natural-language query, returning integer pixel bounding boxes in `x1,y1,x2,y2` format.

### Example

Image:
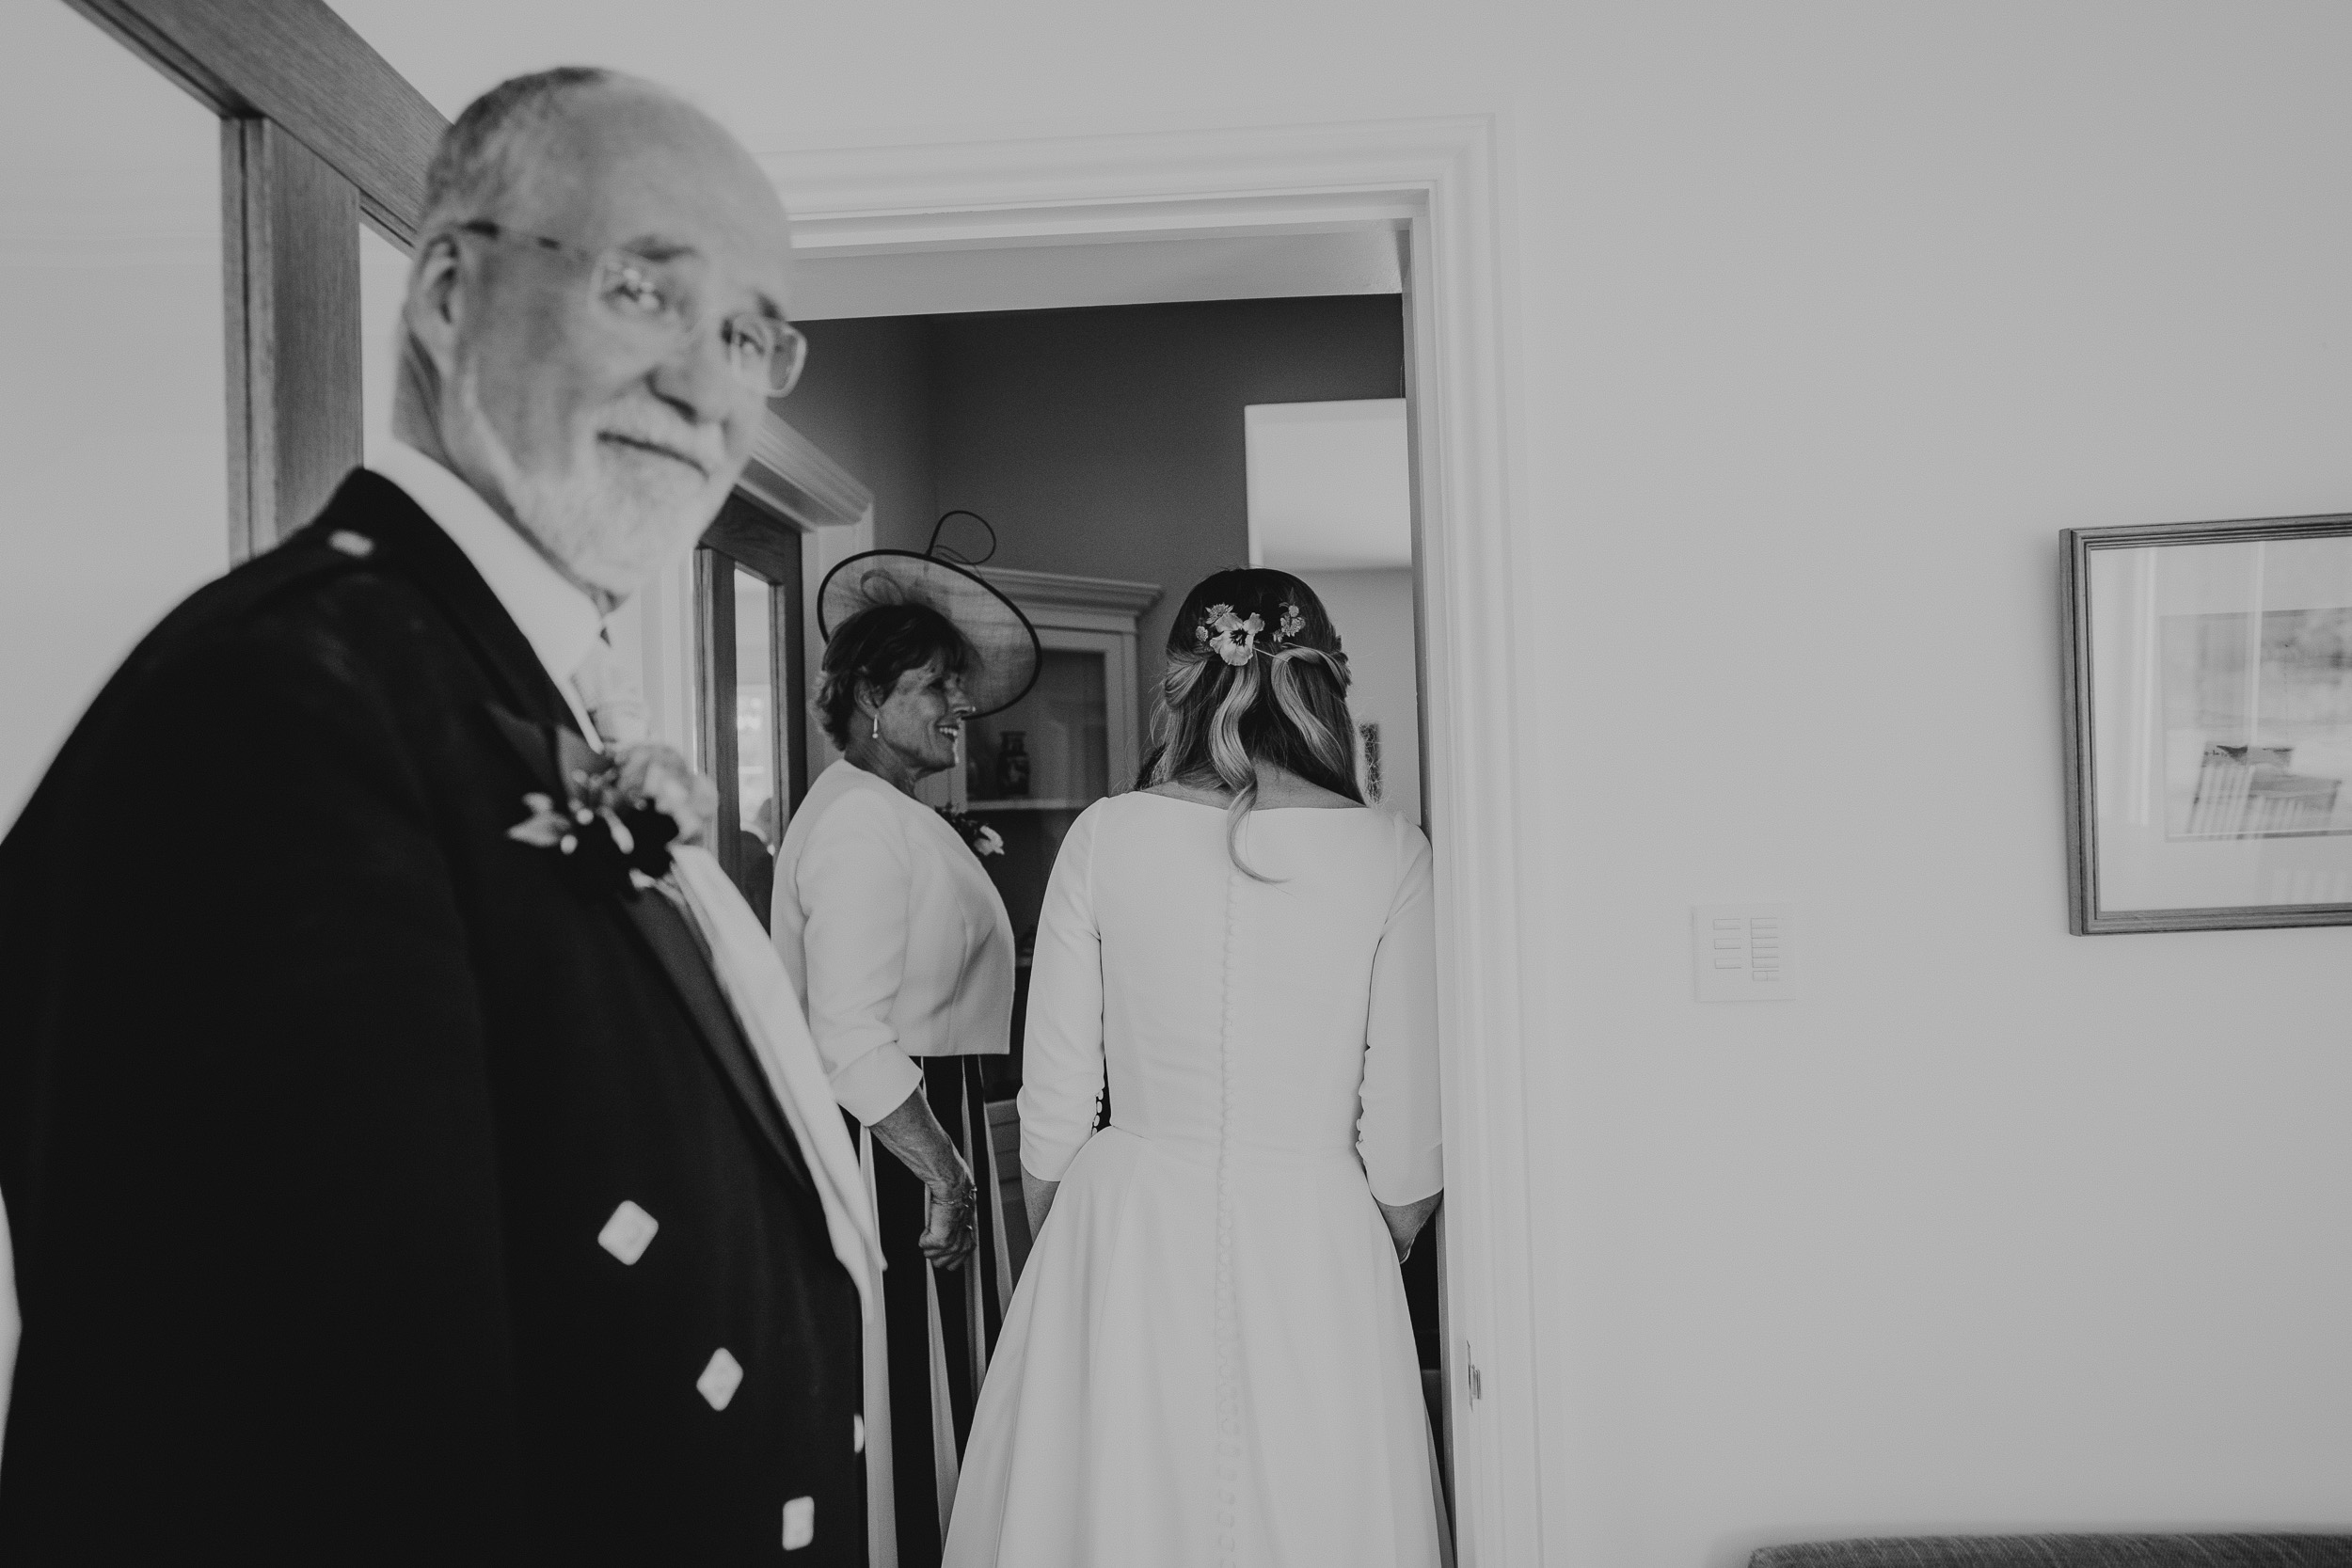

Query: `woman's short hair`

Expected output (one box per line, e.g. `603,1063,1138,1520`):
1141,568,1361,876
813,602,975,750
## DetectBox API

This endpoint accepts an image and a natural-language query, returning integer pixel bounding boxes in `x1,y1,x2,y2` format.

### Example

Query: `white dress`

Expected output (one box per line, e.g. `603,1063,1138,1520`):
942,793,1443,1568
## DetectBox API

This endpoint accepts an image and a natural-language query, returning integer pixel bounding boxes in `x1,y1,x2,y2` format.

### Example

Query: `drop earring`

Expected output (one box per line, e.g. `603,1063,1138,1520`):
870,711,881,743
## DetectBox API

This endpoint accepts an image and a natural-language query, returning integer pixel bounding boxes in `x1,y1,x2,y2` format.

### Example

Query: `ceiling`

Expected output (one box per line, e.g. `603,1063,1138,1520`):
1247,400,1413,573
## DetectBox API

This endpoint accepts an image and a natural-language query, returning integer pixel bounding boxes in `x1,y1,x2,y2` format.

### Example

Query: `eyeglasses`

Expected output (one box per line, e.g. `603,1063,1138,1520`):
451,220,808,399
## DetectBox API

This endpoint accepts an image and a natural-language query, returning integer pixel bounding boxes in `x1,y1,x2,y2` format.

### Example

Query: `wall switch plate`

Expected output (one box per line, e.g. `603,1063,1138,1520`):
1692,904,1800,1001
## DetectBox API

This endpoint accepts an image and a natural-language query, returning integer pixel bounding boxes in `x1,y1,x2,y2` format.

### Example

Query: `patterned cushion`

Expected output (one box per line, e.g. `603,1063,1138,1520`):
1751,1537,2352,1568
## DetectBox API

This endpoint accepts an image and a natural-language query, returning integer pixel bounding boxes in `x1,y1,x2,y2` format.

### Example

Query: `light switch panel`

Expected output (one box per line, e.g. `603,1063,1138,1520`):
1692,904,1800,1001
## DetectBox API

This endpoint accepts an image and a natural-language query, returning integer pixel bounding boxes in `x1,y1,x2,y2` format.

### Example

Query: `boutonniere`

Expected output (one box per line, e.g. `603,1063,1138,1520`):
509,741,719,895
936,805,1005,859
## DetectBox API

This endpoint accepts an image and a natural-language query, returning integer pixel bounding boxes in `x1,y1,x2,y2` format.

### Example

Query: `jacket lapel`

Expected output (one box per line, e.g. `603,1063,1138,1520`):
483,702,567,800
618,891,816,1197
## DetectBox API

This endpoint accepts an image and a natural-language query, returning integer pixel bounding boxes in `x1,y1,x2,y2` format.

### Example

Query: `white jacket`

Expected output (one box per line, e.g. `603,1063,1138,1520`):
771,759,1016,1123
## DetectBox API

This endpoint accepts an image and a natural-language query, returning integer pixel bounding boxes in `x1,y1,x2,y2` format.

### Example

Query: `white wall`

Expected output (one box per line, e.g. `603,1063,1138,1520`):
1515,8,2352,1560
75,1,2352,1560
1297,568,1422,829
1,3,228,827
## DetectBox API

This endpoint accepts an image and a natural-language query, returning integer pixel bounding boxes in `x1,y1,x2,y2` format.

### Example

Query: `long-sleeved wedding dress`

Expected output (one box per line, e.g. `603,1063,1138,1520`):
942,791,1443,1568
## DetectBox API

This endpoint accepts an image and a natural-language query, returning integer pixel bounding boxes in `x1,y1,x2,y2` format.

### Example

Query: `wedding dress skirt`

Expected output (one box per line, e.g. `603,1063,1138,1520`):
941,795,1444,1568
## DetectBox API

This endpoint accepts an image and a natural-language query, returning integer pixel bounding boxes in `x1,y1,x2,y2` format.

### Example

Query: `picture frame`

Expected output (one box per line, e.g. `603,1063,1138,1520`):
2061,511,2352,933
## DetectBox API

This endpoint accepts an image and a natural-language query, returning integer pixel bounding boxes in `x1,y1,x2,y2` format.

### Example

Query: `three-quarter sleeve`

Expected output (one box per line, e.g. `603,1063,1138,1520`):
791,789,927,1124
1018,803,1104,1182
1358,821,1441,1205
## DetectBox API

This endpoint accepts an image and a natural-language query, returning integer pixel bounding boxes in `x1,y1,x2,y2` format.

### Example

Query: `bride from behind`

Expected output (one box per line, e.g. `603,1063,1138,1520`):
943,569,1445,1568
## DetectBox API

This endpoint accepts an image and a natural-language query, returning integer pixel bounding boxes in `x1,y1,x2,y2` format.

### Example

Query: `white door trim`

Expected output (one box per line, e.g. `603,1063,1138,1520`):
766,117,1540,1565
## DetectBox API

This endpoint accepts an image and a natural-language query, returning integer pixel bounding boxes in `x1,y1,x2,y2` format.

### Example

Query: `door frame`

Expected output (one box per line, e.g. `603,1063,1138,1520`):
693,489,809,898
763,117,1540,1564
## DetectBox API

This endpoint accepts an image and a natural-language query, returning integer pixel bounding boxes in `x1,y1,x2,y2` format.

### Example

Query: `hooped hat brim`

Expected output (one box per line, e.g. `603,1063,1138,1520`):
818,543,1041,718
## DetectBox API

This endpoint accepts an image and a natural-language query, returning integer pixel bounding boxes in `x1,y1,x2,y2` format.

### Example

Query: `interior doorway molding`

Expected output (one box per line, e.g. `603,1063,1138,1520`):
764,116,1541,1566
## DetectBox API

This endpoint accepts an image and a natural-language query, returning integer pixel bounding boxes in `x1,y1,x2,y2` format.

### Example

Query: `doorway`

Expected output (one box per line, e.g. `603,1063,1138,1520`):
782,292,1422,1272
763,121,1536,1563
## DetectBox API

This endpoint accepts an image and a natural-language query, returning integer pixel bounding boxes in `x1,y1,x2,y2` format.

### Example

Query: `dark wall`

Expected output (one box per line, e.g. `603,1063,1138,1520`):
928,295,1405,710
781,315,938,555
788,294,1406,715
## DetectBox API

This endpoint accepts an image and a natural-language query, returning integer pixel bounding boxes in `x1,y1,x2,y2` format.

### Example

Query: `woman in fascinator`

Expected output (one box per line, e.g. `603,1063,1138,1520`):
771,521,1040,1568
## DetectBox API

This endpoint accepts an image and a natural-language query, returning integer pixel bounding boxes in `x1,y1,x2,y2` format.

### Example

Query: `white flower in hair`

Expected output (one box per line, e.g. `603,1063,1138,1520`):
1199,603,1264,667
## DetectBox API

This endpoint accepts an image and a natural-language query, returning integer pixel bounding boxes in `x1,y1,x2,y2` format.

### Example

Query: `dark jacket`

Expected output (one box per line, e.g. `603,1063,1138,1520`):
0,472,864,1564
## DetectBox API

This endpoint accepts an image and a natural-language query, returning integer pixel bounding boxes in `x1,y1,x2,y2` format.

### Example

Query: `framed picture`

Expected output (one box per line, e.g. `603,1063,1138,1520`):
2062,512,2352,933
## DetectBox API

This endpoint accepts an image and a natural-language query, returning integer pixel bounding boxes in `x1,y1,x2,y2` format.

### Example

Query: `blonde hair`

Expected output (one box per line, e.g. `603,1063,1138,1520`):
1145,570,1359,879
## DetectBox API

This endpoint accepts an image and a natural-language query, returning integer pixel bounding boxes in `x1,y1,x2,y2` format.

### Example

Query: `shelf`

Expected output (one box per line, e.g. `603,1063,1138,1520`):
964,797,1093,814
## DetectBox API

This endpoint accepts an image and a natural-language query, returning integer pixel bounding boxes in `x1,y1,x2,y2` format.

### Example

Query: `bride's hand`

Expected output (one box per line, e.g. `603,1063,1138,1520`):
1377,1192,1441,1264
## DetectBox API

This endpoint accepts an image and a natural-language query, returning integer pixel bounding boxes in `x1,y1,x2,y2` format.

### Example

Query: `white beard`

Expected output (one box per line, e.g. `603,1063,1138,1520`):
454,366,727,604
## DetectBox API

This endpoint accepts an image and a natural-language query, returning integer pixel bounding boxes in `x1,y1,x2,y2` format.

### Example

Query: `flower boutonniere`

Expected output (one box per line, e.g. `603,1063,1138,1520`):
936,805,1005,860
508,741,719,896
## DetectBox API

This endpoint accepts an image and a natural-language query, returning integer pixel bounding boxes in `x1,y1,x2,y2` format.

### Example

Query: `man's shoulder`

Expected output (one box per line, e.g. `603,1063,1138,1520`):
185,472,425,609
131,474,464,690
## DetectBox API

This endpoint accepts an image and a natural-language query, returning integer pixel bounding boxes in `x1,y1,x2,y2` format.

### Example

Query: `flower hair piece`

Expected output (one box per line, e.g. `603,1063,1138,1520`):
1194,599,1313,667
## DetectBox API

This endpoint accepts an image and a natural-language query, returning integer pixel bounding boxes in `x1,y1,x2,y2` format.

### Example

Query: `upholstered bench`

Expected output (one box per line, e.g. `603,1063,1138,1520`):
1750,1536,2352,1567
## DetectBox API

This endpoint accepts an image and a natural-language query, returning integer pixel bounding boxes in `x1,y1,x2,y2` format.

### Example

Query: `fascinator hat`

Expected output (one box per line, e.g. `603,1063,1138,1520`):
817,511,1042,717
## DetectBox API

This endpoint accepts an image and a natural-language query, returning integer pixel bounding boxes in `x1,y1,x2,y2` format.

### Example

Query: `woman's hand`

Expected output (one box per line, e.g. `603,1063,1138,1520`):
1376,1192,1441,1264
918,1168,979,1270
867,1087,979,1271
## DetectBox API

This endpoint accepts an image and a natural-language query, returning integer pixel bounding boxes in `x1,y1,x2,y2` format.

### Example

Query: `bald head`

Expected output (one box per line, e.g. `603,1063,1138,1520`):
394,70,796,610
418,66,622,237
421,71,791,292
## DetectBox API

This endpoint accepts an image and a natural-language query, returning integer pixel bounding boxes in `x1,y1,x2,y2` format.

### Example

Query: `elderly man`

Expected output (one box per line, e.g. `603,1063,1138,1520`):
0,70,917,1563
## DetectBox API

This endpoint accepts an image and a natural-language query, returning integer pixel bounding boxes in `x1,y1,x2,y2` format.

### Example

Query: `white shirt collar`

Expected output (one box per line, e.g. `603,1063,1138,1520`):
371,441,605,746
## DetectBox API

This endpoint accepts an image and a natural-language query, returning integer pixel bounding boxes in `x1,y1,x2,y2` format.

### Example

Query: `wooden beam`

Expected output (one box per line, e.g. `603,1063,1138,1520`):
223,119,362,557
693,547,743,886
65,0,445,243
703,498,804,585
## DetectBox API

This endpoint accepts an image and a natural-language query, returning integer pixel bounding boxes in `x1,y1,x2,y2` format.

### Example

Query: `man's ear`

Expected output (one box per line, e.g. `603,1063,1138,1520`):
405,233,466,375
